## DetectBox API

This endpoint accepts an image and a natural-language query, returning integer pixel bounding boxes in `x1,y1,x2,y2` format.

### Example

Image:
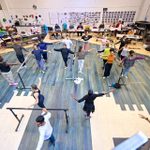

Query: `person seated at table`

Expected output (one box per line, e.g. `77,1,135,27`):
127,28,136,35
31,25,39,34
54,24,61,31
92,23,97,29
77,22,84,37
99,23,105,30
116,20,122,30
62,22,68,32
69,24,75,30
53,24,61,39
41,24,49,36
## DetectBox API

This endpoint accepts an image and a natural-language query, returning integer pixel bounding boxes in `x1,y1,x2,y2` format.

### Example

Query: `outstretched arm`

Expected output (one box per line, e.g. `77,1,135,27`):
37,77,42,89
139,114,150,124
69,50,74,54
96,89,115,97
71,94,86,103
7,62,19,66
54,48,62,52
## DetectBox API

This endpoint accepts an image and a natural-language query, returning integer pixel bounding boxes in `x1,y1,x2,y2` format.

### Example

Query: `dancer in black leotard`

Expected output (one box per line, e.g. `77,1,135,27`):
30,77,47,113
72,89,114,119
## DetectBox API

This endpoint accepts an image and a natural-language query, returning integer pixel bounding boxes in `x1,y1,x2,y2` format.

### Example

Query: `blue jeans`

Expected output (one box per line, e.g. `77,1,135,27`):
49,134,55,145
122,67,130,76
36,59,46,71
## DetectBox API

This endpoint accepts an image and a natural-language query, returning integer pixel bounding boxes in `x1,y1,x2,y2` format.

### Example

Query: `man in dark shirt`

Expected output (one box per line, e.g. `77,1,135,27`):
12,41,28,66
72,89,114,119
115,36,128,57
77,23,84,37
37,42,50,63
54,44,74,69
0,55,18,86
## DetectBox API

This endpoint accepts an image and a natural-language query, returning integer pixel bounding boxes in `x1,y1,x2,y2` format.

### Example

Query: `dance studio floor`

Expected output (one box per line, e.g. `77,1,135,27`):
0,40,150,150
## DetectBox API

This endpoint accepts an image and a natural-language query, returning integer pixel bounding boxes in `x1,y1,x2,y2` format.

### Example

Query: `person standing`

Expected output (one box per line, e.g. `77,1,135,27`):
71,89,113,119
103,48,117,78
121,50,145,78
101,43,110,68
120,44,129,60
37,42,49,63
54,44,74,69
36,112,55,150
62,34,73,49
76,45,90,73
30,77,48,113
81,31,92,51
115,36,127,57
12,40,28,67
32,44,46,73
77,22,84,37
0,55,18,86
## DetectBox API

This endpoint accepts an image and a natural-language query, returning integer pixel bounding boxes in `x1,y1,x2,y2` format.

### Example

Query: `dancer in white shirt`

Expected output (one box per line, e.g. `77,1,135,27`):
62,34,73,49
36,112,55,150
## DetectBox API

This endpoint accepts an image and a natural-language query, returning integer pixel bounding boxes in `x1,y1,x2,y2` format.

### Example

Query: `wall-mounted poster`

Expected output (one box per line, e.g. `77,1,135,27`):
58,11,101,26
102,11,136,23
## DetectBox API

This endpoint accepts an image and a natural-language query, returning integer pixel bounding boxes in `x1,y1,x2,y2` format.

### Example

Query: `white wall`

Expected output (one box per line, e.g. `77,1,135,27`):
0,0,150,26
137,0,150,21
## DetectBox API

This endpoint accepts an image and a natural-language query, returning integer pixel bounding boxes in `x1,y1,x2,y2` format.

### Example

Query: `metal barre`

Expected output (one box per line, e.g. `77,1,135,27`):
6,107,69,133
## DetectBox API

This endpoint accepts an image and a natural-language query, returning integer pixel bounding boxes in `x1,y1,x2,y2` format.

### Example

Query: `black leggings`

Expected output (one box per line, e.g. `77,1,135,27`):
104,63,112,77
17,54,25,66
62,57,68,67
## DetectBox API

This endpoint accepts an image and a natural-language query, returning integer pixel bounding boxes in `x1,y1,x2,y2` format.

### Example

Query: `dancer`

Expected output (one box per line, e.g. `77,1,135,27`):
103,48,117,78
62,34,73,49
0,55,18,86
76,45,91,74
36,112,55,150
32,44,46,73
121,50,145,78
115,36,127,58
12,40,28,67
81,31,92,51
30,77,48,113
71,89,114,119
120,44,129,60
37,41,49,63
54,43,74,69
101,43,110,68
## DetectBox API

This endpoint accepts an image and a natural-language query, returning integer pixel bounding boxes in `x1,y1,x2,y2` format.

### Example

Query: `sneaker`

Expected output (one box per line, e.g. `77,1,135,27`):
9,82,18,86
20,65,27,70
125,76,128,78
85,116,91,119
64,67,68,69
103,76,106,79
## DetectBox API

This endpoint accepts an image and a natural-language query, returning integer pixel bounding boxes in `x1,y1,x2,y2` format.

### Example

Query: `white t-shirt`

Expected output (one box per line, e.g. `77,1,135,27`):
62,39,73,49
121,47,128,57
36,112,53,150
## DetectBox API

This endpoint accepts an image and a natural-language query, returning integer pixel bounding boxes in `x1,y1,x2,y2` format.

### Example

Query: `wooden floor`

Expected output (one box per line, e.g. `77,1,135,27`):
0,40,150,150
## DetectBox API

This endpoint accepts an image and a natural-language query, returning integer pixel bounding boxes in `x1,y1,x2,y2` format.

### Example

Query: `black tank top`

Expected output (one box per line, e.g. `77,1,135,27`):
33,89,44,101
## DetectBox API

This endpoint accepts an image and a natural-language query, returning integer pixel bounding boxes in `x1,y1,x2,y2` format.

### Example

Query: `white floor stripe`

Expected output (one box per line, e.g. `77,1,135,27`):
0,95,35,150
90,94,150,150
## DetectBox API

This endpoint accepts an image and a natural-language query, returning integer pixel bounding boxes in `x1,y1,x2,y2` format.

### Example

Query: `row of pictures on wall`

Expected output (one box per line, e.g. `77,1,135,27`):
58,11,136,25
102,11,136,23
